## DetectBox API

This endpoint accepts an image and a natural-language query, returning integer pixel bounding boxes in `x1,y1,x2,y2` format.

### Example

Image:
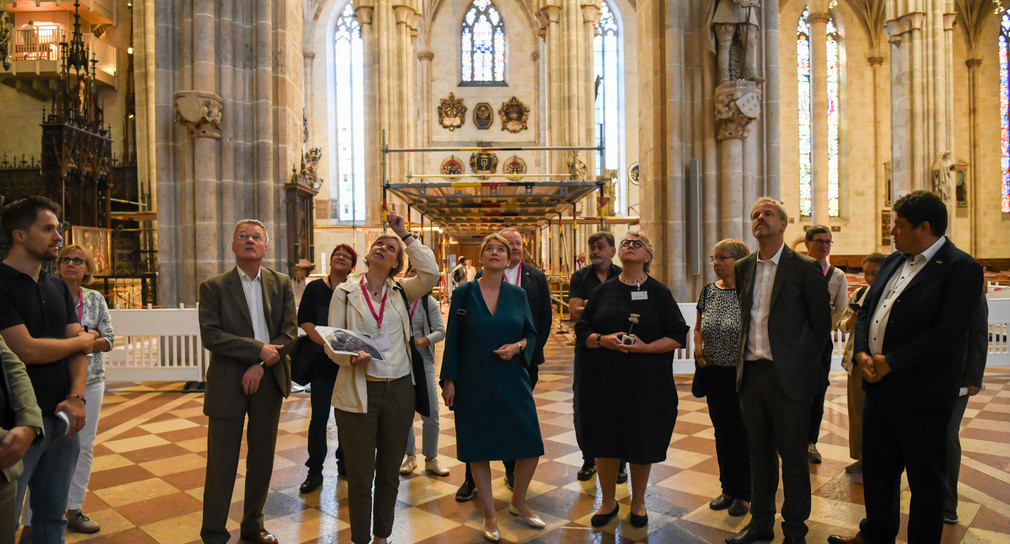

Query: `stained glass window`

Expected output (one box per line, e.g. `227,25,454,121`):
333,3,366,223
796,6,840,217
594,1,624,214
1001,12,1010,213
461,0,505,83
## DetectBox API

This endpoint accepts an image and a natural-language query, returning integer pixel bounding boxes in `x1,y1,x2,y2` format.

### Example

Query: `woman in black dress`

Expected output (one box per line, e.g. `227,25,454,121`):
575,230,689,529
297,243,356,494
692,239,751,517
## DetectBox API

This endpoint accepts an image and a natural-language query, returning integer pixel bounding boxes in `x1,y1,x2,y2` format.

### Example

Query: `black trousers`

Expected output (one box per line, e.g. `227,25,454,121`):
808,342,833,444
703,365,751,500
858,392,951,544
739,360,812,540
572,356,590,462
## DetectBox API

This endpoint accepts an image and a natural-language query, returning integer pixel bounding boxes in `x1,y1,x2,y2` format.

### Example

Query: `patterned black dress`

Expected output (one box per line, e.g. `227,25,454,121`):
574,276,689,464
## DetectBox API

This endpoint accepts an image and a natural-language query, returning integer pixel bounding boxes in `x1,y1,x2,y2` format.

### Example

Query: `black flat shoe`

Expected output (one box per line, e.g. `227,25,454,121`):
616,463,628,484
455,479,476,502
710,493,734,510
298,473,323,494
577,461,597,481
725,524,774,544
629,512,648,528
590,505,620,528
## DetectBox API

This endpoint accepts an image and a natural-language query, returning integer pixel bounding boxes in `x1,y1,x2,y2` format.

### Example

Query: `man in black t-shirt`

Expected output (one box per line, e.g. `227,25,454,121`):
0,197,93,542
568,231,621,482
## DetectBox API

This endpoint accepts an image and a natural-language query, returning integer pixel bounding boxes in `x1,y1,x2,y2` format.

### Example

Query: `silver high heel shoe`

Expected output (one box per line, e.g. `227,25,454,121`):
482,518,501,542
508,503,547,529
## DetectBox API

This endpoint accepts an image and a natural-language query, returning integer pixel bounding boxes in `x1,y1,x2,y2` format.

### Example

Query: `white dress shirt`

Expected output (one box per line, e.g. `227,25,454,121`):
504,262,522,286
867,237,947,355
744,242,784,362
238,267,271,346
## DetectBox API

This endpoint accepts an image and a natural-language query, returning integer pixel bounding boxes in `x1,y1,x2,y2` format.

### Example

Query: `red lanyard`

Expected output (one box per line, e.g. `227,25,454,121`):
360,277,388,330
77,289,83,321
410,299,419,319
507,262,522,285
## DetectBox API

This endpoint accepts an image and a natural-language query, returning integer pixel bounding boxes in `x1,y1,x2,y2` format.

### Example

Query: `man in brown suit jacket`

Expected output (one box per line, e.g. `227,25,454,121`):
198,220,296,544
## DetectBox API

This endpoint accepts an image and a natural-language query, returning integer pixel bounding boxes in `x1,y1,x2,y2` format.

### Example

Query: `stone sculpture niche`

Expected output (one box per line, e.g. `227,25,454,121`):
706,0,762,141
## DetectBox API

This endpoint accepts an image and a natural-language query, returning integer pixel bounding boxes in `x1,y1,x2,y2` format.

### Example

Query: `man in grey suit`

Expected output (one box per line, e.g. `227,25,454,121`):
199,220,297,544
728,197,831,544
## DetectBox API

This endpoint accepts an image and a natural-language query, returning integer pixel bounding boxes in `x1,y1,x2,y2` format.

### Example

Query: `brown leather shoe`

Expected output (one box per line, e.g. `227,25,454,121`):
241,529,279,544
826,534,868,544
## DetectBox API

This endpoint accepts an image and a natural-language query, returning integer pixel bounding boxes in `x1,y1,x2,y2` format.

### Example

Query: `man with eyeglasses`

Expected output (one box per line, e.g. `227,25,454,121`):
0,197,93,543
802,225,848,464
198,220,297,544
568,232,624,483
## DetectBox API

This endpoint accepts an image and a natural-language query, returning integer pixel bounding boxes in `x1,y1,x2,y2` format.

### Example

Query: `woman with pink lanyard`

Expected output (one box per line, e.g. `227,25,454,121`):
325,211,439,544
398,265,449,476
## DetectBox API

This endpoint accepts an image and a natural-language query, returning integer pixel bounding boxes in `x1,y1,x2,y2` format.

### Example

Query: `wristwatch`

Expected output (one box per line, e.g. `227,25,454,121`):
400,232,413,241
516,342,524,353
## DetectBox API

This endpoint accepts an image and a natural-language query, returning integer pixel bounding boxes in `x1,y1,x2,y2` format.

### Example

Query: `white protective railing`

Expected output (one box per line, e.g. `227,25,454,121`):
7,27,117,77
103,299,1009,382
106,307,208,382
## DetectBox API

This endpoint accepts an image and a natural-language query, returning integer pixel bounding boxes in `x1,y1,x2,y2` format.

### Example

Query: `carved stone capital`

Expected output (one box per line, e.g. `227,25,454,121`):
418,51,434,61
541,6,561,25
714,81,761,141
884,12,924,46
806,11,831,25
393,6,414,25
966,58,982,68
867,56,884,66
943,12,956,31
581,4,601,26
354,6,374,26
173,90,223,139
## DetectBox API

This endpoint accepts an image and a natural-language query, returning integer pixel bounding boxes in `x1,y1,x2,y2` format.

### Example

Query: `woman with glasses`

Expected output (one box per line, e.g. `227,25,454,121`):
441,234,543,542
24,246,113,534
692,239,752,517
297,243,357,494
325,211,438,544
575,230,689,529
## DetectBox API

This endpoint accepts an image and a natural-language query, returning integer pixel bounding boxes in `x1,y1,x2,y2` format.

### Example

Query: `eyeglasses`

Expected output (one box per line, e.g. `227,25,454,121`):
620,239,645,249
709,255,736,262
236,232,265,242
60,257,85,265
810,239,833,246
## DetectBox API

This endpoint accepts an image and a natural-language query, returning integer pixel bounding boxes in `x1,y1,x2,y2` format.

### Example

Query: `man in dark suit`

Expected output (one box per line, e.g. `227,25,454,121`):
199,220,297,544
729,197,831,544
829,191,983,544
455,227,552,501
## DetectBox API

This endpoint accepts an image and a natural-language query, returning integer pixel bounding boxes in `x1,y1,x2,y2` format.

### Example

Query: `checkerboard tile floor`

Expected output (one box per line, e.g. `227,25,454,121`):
37,324,1010,543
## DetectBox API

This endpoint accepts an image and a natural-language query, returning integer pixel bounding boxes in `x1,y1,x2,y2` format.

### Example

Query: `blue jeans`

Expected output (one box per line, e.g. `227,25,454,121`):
306,374,342,475
404,357,440,459
15,416,81,543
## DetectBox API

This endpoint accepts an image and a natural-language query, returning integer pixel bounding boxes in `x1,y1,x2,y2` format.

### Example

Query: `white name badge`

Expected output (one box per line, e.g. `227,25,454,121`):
374,334,393,352
631,291,648,301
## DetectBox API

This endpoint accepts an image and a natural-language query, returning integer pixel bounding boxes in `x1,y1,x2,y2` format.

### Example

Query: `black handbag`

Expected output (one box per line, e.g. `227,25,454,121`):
290,335,320,386
397,284,431,417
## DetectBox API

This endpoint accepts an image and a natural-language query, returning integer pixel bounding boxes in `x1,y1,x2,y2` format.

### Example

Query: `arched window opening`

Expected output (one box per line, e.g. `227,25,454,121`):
461,0,505,83
1001,12,1010,213
594,1,623,214
797,6,841,217
332,3,366,223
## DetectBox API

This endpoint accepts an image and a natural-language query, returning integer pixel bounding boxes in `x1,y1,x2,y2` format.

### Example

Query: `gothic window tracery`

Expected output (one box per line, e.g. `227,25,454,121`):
461,0,506,83
594,1,624,214
1001,11,1010,213
796,6,841,217
332,3,366,223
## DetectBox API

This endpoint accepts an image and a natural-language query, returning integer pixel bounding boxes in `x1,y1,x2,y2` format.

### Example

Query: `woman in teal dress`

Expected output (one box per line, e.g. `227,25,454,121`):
441,233,545,542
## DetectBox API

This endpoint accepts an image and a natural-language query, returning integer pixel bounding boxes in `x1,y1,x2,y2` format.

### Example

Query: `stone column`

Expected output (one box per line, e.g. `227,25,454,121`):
807,7,830,225
884,0,955,203
966,57,981,254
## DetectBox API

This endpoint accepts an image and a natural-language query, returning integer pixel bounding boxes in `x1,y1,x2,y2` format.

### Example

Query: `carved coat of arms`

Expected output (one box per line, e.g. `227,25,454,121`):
469,150,499,178
473,102,493,130
438,93,467,131
499,97,529,133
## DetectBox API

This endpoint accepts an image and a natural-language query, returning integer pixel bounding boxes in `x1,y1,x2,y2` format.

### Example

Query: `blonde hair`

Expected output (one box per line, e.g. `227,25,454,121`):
620,230,654,273
364,234,406,277
480,233,512,262
713,238,750,260
58,244,95,284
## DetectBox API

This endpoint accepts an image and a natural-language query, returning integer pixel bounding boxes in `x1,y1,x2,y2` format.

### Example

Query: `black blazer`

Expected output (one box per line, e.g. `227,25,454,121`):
734,244,832,400
854,239,983,409
476,262,553,367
